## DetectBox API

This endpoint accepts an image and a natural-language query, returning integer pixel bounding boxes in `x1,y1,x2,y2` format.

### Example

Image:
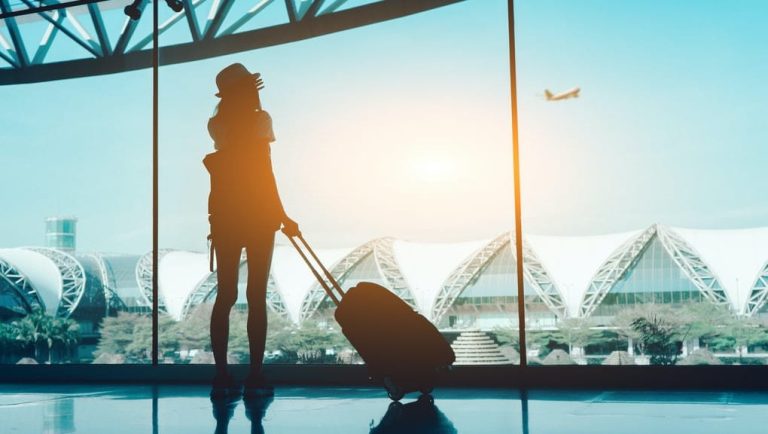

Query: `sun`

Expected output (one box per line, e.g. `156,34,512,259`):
409,158,454,183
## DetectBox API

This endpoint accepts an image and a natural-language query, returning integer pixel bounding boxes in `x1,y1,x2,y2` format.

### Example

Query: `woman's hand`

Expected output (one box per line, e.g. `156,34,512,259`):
281,217,301,237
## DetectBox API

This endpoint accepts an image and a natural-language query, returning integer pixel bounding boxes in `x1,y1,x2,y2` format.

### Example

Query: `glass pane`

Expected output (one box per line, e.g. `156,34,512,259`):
1,76,151,365
157,0,516,366
517,0,768,366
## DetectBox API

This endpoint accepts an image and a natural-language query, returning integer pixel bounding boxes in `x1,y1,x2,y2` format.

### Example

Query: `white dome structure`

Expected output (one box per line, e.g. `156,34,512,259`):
3,224,768,332
670,226,768,314
0,248,66,316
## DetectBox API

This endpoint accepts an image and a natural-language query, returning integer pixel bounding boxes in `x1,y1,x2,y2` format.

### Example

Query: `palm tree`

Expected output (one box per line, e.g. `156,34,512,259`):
49,316,80,363
0,321,18,363
11,310,50,362
10,310,79,363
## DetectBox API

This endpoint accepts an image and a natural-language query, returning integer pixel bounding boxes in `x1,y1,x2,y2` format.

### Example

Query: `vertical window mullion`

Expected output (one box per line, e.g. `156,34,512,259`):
507,0,527,368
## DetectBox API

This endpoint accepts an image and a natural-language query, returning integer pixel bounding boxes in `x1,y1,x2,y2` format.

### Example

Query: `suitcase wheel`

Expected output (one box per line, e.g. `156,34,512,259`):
418,384,434,395
383,376,405,401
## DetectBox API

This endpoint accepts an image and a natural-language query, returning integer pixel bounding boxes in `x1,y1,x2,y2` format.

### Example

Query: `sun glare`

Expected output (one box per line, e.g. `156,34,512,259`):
409,158,454,182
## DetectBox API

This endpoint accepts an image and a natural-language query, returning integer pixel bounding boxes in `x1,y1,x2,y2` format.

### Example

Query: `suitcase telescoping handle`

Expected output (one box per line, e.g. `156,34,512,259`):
285,233,345,306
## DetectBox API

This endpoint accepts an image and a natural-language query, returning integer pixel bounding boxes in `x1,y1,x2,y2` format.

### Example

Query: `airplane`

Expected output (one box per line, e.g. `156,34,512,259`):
544,87,580,101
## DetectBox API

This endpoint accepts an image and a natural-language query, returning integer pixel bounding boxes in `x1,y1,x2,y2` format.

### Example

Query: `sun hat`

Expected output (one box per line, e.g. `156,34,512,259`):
215,63,260,98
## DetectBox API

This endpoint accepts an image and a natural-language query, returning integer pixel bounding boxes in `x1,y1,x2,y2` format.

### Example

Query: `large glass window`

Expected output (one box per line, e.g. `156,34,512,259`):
0,1,153,364
156,0,516,366
1,71,152,363
4,0,765,372
517,0,768,366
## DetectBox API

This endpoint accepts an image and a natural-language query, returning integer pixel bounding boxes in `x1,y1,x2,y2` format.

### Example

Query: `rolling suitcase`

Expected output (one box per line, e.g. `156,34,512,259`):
287,234,455,400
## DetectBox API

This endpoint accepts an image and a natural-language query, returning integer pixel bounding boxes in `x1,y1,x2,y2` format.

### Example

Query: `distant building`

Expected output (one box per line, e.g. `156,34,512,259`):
45,216,77,252
1,224,767,334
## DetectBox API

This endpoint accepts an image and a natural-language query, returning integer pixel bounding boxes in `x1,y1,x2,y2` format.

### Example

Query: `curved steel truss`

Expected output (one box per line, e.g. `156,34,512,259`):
85,253,127,313
135,249,172,311
299,237,418,321
299,240,375,321
371,237,416,308
521,240,567,319
0,0,463,84
579,225,657,318
745,261,768,316
299,237,417,321
431,232,568,324
181,260,287,320
431,233,509,324
25,247,86,318
0,256,43,313
656,225,730,307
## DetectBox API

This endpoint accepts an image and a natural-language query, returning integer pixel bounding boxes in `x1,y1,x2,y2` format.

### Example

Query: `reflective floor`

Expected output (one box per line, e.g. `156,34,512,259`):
1,385,767,434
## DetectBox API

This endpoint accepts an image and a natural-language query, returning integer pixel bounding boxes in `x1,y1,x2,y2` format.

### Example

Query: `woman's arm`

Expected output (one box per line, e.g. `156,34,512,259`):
265,152,300,236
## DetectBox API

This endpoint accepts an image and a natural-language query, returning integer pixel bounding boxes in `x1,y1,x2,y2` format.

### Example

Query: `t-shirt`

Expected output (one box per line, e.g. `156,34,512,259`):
203,110,283,238
207,109,275,150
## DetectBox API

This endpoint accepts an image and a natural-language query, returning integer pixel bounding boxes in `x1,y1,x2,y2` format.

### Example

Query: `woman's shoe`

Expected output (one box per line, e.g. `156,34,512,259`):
210,373,242,399
243,372,274,398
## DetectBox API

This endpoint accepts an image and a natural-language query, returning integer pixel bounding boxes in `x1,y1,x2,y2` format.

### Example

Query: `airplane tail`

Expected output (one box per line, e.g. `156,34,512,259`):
544,89,553,100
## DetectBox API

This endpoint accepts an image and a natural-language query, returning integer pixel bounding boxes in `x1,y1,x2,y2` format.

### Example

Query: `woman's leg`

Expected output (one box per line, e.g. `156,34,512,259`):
245,232,275,375
210,241,242,377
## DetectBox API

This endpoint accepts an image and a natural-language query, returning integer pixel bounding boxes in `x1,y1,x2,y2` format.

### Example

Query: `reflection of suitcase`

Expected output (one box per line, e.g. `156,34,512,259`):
287,234,455,400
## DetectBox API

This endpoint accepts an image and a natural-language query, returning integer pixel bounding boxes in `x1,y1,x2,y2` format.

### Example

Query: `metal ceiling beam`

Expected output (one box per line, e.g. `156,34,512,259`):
0,0,109,20
113,0,148,55
181,0,201,41
1,0,464,85
202,0,235,39
20,0,101,57
87,2,111,55
0,0,30,67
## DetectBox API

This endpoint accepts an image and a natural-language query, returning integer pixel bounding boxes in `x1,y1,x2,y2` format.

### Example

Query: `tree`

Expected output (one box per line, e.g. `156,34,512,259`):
679,303,732,349
226,309,251,362
0,321,20,363
614,304,688,365
492,326,519,352
176,304,214,352
629,310,686,365
94,312,137,359
128,313,179,361
12,310,51,361
527,330,568,358
267,320,349,364
95,312,177,363
49,316,80,362
557,318,599,355
724,316,765,364
9,310,79,363
175,304,295,363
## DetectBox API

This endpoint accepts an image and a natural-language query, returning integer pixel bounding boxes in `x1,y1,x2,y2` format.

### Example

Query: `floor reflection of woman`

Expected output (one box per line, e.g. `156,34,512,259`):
210,396,273,434
204,63,299,398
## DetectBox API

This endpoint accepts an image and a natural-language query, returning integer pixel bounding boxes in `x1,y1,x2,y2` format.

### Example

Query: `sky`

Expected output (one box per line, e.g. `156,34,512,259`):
1,0,766,254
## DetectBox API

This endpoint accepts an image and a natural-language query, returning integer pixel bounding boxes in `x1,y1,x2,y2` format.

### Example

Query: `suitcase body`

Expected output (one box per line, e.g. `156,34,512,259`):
336,282,455,395
287,235,455,400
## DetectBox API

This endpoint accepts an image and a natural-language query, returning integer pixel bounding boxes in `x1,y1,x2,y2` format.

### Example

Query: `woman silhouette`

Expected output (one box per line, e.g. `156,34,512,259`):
204,63,299,397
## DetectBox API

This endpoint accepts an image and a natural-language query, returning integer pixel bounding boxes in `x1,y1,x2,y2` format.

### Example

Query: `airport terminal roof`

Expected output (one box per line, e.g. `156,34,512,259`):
3,224,768,322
